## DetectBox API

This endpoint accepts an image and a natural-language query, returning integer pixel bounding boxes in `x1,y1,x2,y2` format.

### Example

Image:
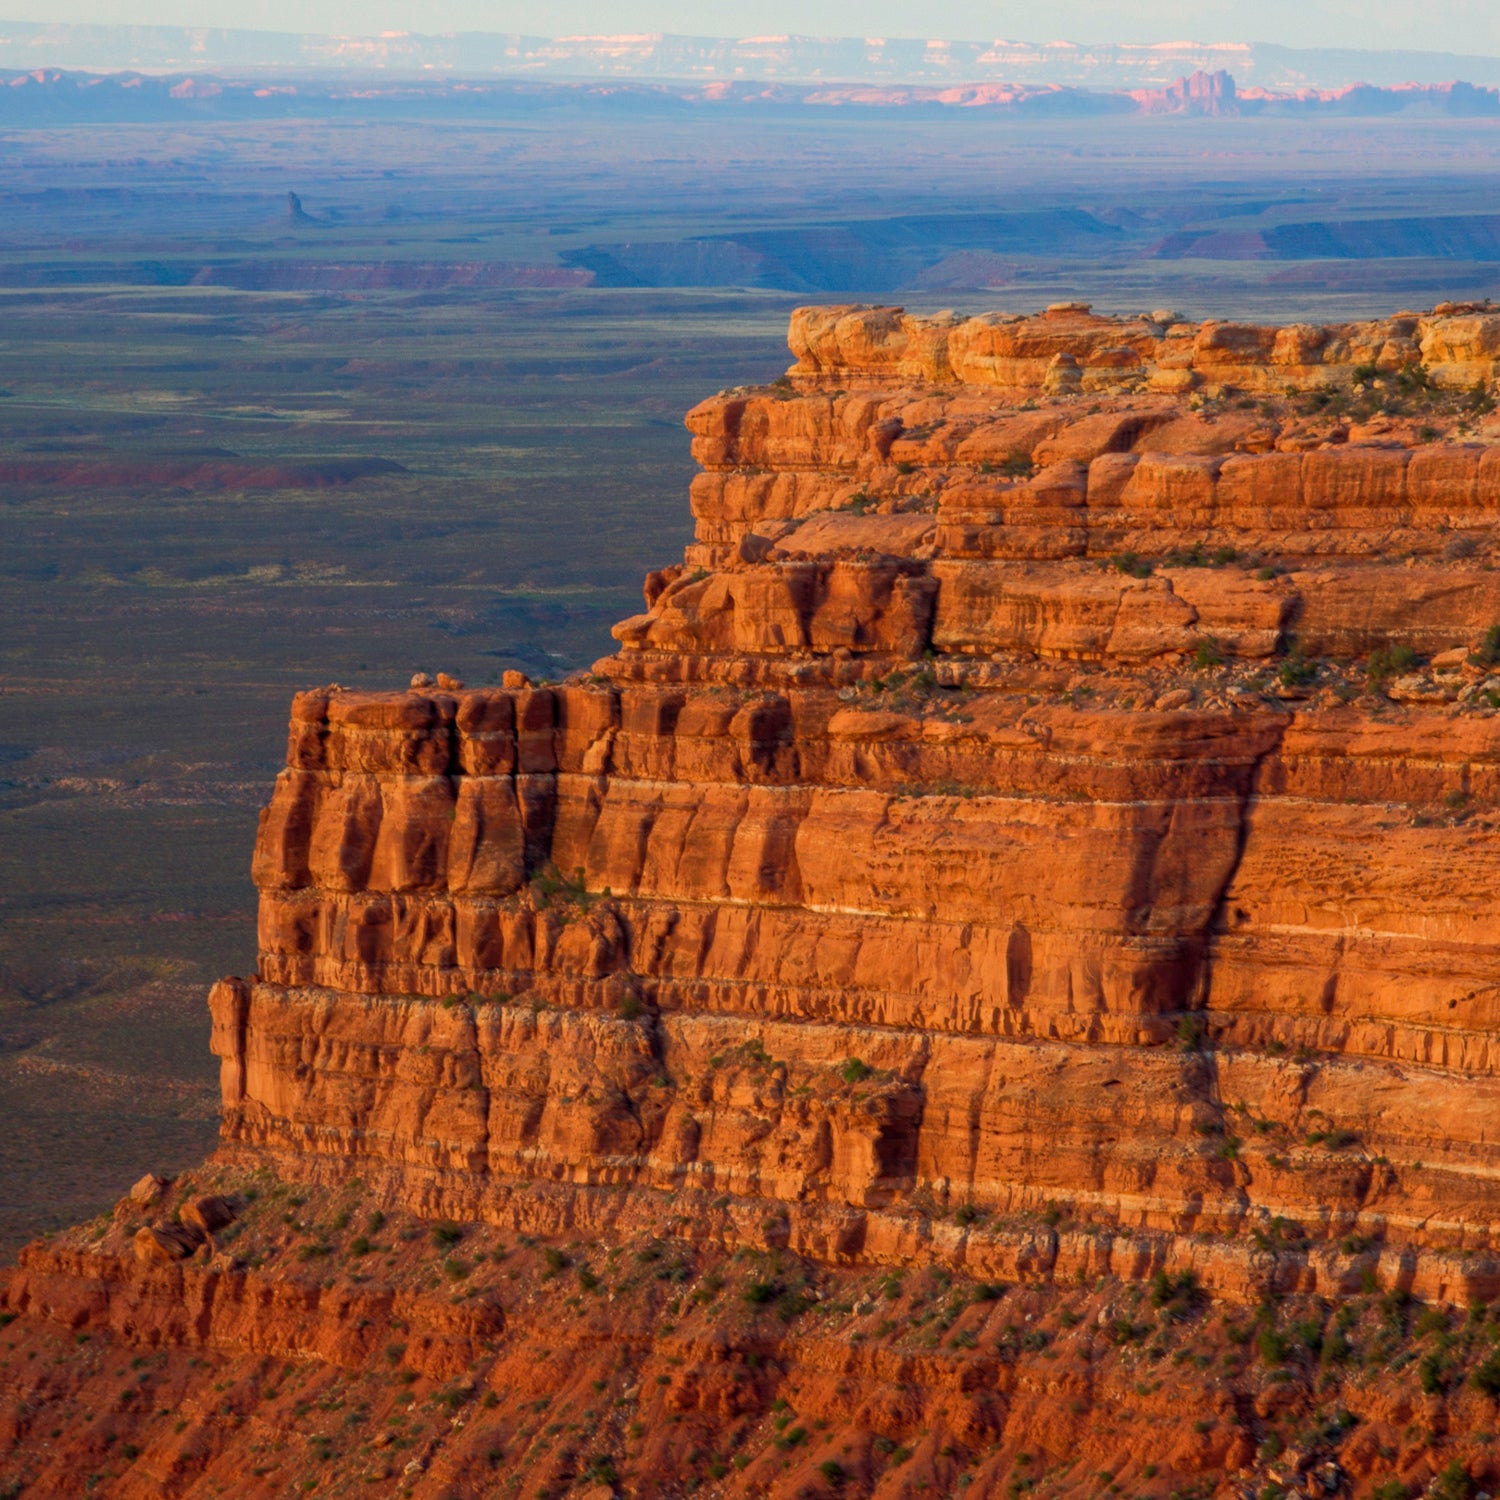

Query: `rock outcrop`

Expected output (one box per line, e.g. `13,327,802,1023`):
7,302,1500,1498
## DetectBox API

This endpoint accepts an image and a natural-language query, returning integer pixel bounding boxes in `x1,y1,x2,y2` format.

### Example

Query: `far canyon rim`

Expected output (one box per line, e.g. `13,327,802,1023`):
8,301,1500,1496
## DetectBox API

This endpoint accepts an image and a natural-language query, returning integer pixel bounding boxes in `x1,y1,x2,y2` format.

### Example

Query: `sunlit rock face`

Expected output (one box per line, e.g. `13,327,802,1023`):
216,302,1500,1303
12,302,1500,1500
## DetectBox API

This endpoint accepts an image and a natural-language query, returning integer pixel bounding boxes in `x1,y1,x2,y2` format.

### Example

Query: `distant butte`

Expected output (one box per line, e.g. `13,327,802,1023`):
7,303,1500,1498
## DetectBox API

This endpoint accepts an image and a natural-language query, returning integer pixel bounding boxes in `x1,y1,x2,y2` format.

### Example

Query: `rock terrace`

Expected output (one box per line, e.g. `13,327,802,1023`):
7,302,1500,1499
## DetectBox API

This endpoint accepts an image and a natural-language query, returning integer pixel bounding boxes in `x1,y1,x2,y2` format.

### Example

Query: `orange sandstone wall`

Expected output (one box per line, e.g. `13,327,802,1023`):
783,302,1500,396
16,303,1500,1500
215,291,1500,1299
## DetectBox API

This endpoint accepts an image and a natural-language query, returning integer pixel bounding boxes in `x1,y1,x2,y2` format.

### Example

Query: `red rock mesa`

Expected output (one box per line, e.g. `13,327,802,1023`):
7,302,1500,1499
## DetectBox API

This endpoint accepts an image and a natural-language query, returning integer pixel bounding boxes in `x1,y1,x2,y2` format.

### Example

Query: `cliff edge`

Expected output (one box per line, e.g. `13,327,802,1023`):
6,302,1500,1499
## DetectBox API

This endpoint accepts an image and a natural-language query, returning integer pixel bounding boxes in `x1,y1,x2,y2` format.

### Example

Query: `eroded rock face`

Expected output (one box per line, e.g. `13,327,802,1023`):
8,302,1500,1498
192,301,1500,1296
783,302,1500,396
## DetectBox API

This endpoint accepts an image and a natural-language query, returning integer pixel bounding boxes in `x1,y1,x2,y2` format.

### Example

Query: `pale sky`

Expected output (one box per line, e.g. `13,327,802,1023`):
5,0,1500,56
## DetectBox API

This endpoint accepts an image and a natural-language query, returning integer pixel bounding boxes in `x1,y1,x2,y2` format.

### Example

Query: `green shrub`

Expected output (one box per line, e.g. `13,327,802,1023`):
1320,1329,1353,1365
430,1222,463,1249
840,1058,873,1084
529,863,595,910
584,1454,620,1486
1380,1288,1413,1331
1175,1014,1204,1050
1428,1460,1476,1500
1277,650,1318,688
1418,1352,1449,1394
1367,643,1419,685
1472,1348,1500,1397
774,1288,814,1322
1256,1326,1290,1365
1414,1306,1449,1337
1472,624,1500,667
1193,636,1226,670
1150,1270,1202,1322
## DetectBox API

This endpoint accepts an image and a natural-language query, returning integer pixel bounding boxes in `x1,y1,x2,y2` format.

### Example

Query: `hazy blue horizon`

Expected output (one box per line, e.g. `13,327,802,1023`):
0,2,1496,57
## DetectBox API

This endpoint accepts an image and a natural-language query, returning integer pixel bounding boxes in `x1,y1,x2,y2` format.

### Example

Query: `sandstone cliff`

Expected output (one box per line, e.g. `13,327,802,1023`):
7,303,1500,1499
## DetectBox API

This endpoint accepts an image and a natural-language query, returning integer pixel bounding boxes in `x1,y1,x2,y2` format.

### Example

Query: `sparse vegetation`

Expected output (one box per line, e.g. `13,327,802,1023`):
1112,551,1154,578
1277,642,1319,688
1192,635,1226,670
1367,642,1420,686
1471,624,1500,668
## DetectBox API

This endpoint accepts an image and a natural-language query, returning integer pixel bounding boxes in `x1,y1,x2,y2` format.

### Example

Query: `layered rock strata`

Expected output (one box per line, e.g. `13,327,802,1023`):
783,301,1500,398
8,302,1500,1498
214,301,1500,1298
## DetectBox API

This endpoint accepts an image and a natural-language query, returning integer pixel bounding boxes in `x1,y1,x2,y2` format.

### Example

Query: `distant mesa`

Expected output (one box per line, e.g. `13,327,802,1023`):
286,190,315,224
1155,210,1500,262
908,250,1017,291
4,25,1500,91
2,65,1499,125
1132,67,1239,115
